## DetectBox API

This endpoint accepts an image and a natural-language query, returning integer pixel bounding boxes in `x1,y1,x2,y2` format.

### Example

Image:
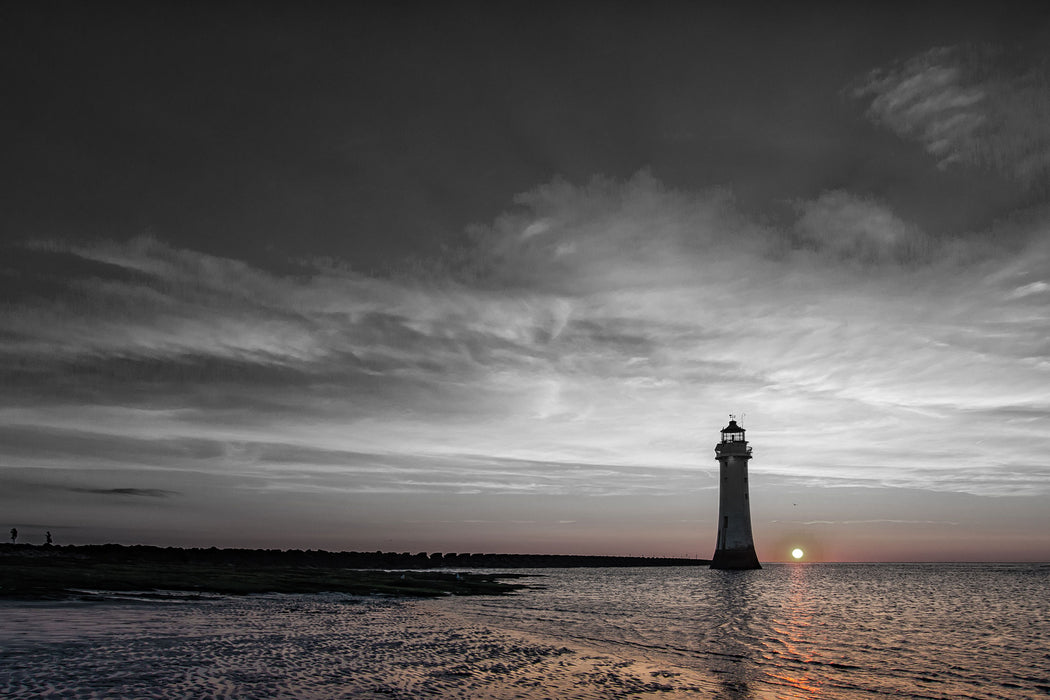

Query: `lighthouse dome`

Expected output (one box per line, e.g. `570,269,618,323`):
721,419,745,434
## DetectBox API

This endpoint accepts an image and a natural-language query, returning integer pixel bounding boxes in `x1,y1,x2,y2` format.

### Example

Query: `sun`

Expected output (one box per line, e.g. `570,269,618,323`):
791,548,804,560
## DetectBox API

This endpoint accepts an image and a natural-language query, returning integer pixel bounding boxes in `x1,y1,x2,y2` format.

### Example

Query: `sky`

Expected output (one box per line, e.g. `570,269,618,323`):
3,2,1050,561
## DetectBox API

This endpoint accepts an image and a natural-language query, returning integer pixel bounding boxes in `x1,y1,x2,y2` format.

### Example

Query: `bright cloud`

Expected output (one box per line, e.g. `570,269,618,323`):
2,173,1049,520
2,169,1050,559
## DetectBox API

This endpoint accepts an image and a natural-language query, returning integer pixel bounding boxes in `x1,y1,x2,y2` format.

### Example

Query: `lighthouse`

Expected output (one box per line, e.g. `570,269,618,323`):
711,417,761,569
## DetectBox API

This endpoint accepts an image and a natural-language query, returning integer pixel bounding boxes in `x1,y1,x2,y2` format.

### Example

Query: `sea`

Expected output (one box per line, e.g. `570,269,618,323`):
1,563,1047,699
440,563,1050,699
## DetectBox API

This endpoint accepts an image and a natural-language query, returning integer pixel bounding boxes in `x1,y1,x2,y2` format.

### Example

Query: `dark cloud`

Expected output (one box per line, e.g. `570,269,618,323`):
0,425,228,465
0,245,156,304
69,487,178,498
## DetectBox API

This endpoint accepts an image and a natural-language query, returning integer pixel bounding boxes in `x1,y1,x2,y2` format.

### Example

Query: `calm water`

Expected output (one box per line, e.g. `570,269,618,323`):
1,563,1048,698
442,563,1050,699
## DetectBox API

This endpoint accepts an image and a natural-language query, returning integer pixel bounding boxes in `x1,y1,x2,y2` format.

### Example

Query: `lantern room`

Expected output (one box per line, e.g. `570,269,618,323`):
720,419,746,444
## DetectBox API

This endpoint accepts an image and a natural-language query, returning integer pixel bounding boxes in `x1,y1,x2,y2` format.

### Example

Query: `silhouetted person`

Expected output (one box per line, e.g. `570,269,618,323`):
9,527,17,544
45,531,52,546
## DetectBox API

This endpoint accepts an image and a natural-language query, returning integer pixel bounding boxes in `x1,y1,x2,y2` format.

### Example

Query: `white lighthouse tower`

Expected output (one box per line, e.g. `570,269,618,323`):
711,417,761,569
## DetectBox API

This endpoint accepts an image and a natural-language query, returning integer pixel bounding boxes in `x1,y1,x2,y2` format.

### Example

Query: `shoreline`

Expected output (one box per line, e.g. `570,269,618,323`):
0,545,535,599
0,543,704,599
0,543,709,569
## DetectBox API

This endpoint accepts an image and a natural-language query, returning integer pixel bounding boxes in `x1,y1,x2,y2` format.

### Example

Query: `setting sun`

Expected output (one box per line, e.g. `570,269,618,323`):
791,548,804,560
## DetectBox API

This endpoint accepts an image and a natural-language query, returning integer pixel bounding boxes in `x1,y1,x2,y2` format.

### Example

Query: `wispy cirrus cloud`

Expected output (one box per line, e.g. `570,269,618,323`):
852,45,1050,189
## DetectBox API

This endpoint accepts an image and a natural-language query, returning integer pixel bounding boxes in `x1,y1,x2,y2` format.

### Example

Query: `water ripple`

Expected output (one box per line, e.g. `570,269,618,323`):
442,563,1050,699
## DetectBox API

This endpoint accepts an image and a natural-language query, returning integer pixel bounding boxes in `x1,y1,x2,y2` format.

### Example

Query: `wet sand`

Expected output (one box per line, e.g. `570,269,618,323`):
0,594,722,699
387,599,720,699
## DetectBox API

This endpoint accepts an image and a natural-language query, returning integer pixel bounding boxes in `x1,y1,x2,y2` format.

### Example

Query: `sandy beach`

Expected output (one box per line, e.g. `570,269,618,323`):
0,593,723,700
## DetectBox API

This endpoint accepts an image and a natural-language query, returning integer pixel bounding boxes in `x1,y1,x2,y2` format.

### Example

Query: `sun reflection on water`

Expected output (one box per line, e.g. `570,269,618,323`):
762,563,825,697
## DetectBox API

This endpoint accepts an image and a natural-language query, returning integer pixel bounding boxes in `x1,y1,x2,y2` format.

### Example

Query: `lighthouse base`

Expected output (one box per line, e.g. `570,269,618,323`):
710,545,761,570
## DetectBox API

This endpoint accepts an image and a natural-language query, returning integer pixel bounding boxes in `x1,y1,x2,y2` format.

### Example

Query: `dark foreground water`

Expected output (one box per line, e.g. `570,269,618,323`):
1,563,1047,698
441,563,1050,699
